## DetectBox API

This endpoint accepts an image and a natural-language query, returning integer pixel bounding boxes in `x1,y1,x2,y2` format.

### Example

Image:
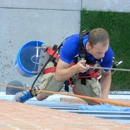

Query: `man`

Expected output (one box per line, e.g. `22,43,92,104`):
14,28,114,105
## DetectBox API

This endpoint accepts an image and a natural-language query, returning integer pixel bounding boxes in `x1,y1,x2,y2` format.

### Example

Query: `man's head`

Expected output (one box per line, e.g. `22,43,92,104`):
86,28,109,59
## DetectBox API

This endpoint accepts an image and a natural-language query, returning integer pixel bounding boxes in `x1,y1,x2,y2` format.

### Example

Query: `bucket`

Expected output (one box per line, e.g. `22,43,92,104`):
15,40,44,77
6,80,23,95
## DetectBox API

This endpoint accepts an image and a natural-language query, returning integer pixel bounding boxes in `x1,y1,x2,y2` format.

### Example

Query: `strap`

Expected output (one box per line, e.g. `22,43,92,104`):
81,78,86,85
78,32,86,59
78,29,89,59
43,67,56,74
76,69,102,79
46,47,59,60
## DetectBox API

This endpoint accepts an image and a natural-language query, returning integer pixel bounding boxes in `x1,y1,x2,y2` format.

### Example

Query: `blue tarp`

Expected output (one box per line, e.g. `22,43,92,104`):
78,104,130,111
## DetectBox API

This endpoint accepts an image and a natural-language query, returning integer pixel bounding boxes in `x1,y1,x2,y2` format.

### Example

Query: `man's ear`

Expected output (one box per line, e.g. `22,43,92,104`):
87,42,90,46
86,42,91,50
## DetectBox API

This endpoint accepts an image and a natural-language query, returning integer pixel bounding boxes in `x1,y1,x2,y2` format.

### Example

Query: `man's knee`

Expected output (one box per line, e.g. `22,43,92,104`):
36,93,48,101
73,78,101,105
37,73,64,93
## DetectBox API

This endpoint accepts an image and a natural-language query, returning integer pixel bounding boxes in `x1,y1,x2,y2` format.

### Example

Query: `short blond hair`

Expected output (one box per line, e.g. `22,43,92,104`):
88,28,109,47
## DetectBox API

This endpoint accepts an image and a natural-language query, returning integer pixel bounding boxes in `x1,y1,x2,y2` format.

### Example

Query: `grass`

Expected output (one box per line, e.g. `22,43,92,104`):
80,9,130,90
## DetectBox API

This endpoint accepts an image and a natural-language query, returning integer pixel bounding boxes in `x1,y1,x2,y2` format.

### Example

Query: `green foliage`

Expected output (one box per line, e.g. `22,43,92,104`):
81,9,130,90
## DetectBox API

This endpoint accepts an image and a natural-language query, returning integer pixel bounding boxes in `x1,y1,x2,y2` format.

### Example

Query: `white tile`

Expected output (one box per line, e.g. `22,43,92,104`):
0,0,81,10
82,0,130,12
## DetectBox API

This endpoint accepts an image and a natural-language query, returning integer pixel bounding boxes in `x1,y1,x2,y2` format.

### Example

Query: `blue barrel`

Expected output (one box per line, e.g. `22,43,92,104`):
15,40,44,77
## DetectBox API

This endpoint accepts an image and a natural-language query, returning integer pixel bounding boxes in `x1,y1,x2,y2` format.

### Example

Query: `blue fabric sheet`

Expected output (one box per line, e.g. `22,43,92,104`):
78,104,130,111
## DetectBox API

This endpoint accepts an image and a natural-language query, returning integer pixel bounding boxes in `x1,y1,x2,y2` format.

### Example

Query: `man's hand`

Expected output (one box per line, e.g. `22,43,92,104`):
76,60,89,73
55,59,89,81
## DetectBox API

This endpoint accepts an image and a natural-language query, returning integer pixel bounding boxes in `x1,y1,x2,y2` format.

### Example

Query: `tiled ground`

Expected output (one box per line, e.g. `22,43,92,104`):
0,100,130,130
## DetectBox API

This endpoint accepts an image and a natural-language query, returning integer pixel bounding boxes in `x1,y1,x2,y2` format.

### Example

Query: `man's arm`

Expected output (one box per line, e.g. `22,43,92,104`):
100,70,111,99
55,59,89,81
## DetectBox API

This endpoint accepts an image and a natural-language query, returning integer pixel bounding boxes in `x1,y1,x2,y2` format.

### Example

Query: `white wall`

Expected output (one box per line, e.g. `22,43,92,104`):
82,0,130,12
0,0,81,91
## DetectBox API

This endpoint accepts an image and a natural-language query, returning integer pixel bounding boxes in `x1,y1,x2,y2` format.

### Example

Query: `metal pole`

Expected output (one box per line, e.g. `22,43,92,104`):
89,66,130,72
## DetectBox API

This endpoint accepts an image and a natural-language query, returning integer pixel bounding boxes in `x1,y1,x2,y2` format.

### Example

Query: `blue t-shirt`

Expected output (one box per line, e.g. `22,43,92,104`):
59,34,114,72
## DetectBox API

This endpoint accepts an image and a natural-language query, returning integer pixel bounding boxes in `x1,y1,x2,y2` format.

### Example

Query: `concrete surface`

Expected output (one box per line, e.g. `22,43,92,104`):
0,92,130,102
82,0,130,12
0,0,80,91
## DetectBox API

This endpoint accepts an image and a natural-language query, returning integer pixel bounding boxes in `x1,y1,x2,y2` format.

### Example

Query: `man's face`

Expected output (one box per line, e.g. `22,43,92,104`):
87,41,109,59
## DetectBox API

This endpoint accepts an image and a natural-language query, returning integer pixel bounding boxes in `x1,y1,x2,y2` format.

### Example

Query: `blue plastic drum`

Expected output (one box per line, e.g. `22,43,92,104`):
15,40,44,77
